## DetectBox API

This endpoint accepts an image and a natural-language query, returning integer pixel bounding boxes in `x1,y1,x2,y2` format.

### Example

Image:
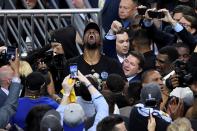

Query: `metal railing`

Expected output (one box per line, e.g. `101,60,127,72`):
0,8,102,53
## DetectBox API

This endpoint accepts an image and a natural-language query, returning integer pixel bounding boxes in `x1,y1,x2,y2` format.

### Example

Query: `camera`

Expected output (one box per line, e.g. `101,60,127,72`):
137,7,147,15
174,60,193,87
69,63,78,79
148,11,165,19
166,60,193,89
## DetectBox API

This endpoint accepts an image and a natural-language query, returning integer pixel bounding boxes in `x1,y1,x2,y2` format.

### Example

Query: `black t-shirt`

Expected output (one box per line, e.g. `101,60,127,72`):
129,106,171,131
65,54,126,81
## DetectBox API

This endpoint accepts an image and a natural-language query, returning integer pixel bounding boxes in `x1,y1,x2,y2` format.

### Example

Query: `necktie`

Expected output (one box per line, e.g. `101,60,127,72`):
98,0,105,9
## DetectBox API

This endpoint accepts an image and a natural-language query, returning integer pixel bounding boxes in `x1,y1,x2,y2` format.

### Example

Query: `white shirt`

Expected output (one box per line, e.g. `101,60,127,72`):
127,75,137,82
117,54,125,63
1,87,9,95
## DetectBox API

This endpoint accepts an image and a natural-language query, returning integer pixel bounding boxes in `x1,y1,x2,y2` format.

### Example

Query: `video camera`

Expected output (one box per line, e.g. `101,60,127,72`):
166,60,193,89
174,60,193,87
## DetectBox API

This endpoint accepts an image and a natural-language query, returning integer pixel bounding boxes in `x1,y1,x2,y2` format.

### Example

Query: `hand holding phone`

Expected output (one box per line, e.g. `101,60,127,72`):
6,46,16,61
69,63,78,79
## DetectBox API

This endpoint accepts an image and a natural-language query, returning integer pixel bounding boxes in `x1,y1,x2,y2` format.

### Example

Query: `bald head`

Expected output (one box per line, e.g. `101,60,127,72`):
0,65,14,86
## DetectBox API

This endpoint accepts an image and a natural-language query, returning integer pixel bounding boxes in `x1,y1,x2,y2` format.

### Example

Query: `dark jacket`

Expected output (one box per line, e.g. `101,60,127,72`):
88,0,120,32
129,104,171,131
0,82,21,128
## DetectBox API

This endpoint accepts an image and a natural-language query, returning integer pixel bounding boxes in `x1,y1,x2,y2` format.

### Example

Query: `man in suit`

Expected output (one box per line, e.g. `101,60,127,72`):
104,0,138,58
105,0,138,38
115,29,130,64
122,51,145,83
0,65,15,107
0,49,22,128
88,0,120,32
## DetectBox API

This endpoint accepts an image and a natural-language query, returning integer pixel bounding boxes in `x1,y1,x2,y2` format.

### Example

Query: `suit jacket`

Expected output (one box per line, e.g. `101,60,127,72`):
0,82,21,128
0,88,8,107
104,19,135,58
88,0,120,32
143,22,197,51
128,73,142,84
142,23,175,50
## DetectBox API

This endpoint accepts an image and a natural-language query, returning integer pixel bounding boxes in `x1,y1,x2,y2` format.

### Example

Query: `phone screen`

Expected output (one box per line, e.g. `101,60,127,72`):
6,46,16,61
69,63,78,78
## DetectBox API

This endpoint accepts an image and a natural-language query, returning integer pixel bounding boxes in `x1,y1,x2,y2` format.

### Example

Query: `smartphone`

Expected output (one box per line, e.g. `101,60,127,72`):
6,46,16,61
137,7,147,15
148,11,165,19
69,63,78,78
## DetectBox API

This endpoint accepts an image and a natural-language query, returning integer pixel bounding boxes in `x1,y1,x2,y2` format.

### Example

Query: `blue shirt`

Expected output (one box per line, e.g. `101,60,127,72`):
10,96,59,129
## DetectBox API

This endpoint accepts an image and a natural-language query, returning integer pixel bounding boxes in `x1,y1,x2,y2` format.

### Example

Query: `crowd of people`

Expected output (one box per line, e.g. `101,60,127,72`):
1,0,197,131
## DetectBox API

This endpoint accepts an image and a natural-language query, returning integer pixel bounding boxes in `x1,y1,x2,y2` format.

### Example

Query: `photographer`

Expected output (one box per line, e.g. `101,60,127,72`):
160,8,197,50
141,7,197,51
135,6,195,53
162,51,196,120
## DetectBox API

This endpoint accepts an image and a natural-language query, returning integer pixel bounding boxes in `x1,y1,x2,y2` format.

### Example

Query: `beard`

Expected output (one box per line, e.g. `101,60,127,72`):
83,33,101,49
84,42,99,49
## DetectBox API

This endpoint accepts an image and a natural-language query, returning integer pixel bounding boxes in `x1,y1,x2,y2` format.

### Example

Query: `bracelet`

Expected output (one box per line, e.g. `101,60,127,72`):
86,84,93,88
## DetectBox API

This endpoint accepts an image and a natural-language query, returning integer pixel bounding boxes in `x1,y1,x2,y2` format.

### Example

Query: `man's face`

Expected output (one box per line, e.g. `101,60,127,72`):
173,12,183,22
122,54,141,77
116,32,130,57
114,122,127,131
143,70,164,88
155,53,171,76
83,29,101,49
179,17,195,34
22,0,37,9
119,0,136,20
51,42,64,56
72,0,85,8
0,65,14,87
176,47,190,63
